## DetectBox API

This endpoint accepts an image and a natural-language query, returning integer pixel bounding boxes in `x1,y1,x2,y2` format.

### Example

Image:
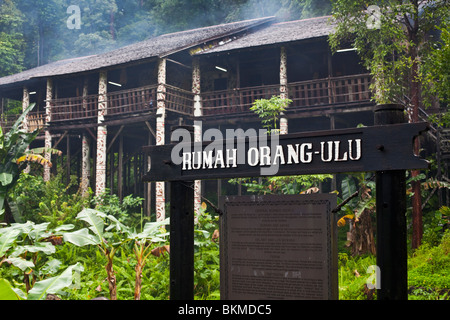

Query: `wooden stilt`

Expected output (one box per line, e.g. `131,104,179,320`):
66,135,71,184
118,134,123,201
96,71,108,196
44,78,53,182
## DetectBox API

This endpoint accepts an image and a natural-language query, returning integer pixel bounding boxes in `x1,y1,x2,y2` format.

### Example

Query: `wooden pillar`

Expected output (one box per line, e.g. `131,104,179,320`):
81,79,91,196
22,87,30,173
96,70,108,196
109,150,114,195
66,134,71,184
170,125,194,300
22,87,29,132
329,115,337,191
327,49,333,104
192,58,202,117
170,179,194,300
280,46,288,134
374,104,408,300
81,133,90,196
118,133,123,200
192,57,202,218
44,78,53,182
155,58,166,221
145,132,152,217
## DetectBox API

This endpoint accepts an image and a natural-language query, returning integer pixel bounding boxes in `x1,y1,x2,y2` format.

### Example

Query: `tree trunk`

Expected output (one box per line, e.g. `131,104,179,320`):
134,262,143,300
105,255,117,300
410,29,423,249
351,209,376,256
3,199,15,224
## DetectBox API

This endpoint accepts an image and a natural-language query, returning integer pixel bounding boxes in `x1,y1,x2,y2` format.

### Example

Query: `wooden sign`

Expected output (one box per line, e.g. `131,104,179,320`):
142,122,429,182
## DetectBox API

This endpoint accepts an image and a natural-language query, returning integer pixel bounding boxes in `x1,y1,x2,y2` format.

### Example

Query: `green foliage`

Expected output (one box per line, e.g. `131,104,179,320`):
92,190,145,228
338,173,375,219
10,173,89,227
422,206,450,246
0,0,24,76
338,253,377,300
62,207,169,300
0,102,38,213
194,209,220,299
329,0,449,106
0,220,81,299
230,174,332,195
408,230,450,300
250,95,292,133
420,21,450,110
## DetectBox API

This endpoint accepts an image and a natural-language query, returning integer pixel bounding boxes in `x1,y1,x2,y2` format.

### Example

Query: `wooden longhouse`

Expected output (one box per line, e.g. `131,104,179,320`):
0,16,445,219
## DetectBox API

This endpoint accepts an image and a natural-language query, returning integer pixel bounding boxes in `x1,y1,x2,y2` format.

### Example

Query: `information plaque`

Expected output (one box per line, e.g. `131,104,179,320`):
219,194,338,300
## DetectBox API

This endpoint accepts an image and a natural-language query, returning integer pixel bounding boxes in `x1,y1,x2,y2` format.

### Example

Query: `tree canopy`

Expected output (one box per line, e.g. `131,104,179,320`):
329,0,449,109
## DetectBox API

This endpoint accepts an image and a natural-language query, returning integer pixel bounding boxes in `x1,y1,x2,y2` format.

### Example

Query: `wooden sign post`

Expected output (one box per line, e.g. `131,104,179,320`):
143,105,429,300
374,104,409,300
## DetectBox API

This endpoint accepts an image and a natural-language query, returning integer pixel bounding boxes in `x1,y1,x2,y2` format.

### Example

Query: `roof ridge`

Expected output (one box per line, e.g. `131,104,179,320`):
272,15,332,26
158,16,275,38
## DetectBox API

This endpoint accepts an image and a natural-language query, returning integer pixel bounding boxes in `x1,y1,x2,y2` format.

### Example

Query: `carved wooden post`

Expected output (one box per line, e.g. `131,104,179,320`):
22,87,30,173
280,46,288,134
22,87,29,132
156,58,166,221
374,103,408,300
81,134,90,196
192,57,202,219
81,78,90,196
44,79,53,181
95,70,108,196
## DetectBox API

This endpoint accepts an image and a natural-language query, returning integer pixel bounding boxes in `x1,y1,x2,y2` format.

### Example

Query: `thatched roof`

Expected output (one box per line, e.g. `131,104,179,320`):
197,16,335,55
0,17,273,88
0,15,335,89
0,56,94,87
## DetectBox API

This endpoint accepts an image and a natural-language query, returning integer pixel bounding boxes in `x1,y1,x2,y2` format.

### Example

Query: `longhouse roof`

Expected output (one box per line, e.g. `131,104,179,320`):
197,15,334,55
0,15,336,88
0,17,273,87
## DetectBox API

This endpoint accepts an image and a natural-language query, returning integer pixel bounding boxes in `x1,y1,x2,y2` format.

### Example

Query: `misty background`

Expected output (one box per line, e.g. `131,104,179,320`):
0,0,332,76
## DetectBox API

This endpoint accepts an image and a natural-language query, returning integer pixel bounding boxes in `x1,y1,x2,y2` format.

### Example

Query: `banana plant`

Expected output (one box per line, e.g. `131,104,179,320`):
0,103,40,221
63,208,169,300
0,220,80,300
0,263,83,300
131,219,169,300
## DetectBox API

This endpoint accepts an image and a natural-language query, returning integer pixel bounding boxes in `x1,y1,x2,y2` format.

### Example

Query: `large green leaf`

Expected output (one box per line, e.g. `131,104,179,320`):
27,222,51,241
104,213,130,235
52,224,75,233
0,279,21,300
0,172,13,187
12,242,56,256
7,220,34,235
0,125,3,150
341,177,357,200
76,208,105,239
136,218,170,240
0,193,5,214
63,228,101,246
0,228,21,257
27,263,84,300
6,257,34,272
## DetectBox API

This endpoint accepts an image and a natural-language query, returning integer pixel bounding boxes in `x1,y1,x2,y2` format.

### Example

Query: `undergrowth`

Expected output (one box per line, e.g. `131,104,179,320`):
2,173,449,300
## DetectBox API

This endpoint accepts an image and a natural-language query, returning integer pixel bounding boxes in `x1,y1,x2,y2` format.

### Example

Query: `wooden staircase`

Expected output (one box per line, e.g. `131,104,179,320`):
420,107,450,206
